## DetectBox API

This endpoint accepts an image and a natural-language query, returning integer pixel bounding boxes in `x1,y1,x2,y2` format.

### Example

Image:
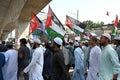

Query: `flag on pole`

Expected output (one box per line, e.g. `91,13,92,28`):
30,12,47,35
30,12,40,33
65,15,85,34
45,6,66,39
112,15,118,36
36,16,48,35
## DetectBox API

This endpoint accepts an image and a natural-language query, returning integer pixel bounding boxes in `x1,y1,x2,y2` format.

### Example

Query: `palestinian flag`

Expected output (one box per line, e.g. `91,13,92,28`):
81,33,89,42
30,12,40,33
30,12,47,36
65,15,85,34
45,6,66,39
112,15,118,36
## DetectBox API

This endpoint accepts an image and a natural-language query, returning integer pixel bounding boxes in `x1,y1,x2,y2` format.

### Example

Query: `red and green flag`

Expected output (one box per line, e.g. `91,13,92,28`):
30,12,40,33
30,12,47,35
65,15,84,34
112,15,118,36
45,6,66,39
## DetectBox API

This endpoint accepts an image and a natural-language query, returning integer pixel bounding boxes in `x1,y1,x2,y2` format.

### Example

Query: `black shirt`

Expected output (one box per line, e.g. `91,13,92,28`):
18,45,30,72
51,50,71,80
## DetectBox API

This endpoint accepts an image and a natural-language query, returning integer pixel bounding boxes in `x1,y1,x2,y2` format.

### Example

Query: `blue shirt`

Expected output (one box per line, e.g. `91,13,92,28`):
0,53,5,80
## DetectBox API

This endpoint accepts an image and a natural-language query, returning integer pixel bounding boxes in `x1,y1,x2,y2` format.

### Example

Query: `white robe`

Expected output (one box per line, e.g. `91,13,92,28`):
2,49,18,80
73,47,84,80
24,46,44,80
87,46,102,80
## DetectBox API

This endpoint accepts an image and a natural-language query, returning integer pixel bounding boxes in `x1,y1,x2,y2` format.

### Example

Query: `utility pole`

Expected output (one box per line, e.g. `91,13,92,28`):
77,10,79,21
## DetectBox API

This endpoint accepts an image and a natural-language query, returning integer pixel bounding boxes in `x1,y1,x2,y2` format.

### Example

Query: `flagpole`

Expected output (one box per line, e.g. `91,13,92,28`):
77,10,79,22
76,10,79,35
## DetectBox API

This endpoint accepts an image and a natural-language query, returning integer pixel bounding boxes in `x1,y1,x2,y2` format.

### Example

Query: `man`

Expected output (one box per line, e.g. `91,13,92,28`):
65,40,75,70
114,36,120,61
0,53,5,80
51,37,71,80
18,38,30,80
42,42,53,80
62,39,69,71
72,41,84,80
99,33,120,80
24,39,44,80
0,41,6,52
2,41,18,80
86,36,102,80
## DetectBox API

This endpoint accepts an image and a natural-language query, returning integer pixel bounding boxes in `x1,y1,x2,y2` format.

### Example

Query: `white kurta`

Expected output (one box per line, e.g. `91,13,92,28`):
73,47,84,80
24,46,44,80
87,46,102,80
62,46,69,65
2,49,18,80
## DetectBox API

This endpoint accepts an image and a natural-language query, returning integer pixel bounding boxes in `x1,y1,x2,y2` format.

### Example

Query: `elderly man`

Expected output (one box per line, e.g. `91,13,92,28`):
98,33,120,80
51,37,71,80
24,39,44,80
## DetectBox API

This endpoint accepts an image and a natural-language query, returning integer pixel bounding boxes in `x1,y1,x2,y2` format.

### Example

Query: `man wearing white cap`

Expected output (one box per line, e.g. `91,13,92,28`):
72,41,84,80
51,37,71,80
24,39,44,80
2,41,18,80
98,33,120,80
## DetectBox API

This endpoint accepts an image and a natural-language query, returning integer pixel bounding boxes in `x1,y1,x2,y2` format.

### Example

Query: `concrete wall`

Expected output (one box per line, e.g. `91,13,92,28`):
0,0,51,40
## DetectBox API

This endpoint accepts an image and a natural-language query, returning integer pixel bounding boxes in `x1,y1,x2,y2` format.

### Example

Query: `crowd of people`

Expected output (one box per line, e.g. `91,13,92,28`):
0,33,120,80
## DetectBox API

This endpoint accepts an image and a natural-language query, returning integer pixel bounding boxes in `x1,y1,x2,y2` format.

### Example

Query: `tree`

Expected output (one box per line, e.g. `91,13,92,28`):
83,20,104,29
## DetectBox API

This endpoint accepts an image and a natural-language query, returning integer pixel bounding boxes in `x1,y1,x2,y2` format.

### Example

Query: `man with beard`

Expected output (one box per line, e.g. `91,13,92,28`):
51,37,71,80
24,39,44,80
98,33,120,80
18,38,30,80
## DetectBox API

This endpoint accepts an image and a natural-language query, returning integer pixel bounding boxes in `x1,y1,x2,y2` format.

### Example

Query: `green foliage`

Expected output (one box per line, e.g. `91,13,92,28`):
8,37,15,42
83,20,104,30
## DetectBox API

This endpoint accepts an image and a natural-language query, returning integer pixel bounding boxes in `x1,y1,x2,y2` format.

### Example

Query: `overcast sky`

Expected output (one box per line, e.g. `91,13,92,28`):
41,0,120,24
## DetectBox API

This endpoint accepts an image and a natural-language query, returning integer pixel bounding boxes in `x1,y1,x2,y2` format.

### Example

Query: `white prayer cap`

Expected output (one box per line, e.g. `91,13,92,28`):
97,37,100,40
54,37,63,45
91,32,97,37
41,42,45,45
73,42,79,46
69,39,73,43
114,36,120,41
48,41,51,44
34,39,41,44
102,33,111,40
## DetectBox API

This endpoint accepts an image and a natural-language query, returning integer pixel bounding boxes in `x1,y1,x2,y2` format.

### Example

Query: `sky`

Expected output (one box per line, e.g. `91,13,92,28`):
41,0,120,24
